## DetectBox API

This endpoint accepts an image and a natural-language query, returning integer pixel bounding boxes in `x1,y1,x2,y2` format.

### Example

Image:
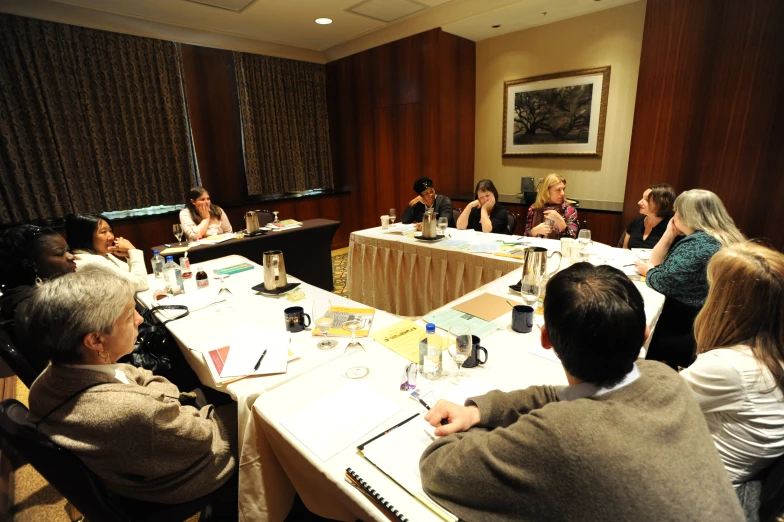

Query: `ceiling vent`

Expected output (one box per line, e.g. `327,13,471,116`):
184,0,257,12
347,0,427,23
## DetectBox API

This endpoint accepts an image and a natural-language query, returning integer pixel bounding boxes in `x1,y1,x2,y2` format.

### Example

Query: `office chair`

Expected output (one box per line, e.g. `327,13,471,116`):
0,321,39,389
506,213,518,235
0,399,234,522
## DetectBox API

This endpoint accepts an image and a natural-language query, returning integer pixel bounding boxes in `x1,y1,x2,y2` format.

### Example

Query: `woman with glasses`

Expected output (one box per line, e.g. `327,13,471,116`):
456,179,508,233
401,177,454,228
524,173,578,239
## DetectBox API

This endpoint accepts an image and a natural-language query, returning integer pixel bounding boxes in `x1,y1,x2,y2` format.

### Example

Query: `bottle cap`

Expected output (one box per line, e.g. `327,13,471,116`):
165,256,173,261
153,250,159,255
426,323,436,333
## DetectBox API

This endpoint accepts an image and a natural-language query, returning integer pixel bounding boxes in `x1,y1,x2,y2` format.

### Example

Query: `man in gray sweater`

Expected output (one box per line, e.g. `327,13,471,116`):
420,263,744,521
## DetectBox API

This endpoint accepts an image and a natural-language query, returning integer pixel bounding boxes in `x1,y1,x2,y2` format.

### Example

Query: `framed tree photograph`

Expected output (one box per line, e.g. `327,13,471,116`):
502,66,610,157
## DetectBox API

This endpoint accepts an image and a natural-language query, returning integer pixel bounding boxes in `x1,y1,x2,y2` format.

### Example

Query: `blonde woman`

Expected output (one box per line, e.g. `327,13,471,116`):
681,242,784,486
179,187,232,241
523,173,578,239
638,189,745,368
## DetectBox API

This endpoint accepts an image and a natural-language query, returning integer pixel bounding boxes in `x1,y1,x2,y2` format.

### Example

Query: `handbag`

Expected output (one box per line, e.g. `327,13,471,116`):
118,304,190,374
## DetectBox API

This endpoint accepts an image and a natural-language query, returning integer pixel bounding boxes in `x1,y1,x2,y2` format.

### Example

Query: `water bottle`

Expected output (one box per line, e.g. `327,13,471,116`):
420,323,442,380
151,250,164,279
164,255,177,283
172,264,184,295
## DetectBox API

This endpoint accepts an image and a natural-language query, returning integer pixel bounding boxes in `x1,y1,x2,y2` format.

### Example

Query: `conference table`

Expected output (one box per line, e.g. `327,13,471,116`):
150,218,340,291
348,226,525,316
137,236,664,522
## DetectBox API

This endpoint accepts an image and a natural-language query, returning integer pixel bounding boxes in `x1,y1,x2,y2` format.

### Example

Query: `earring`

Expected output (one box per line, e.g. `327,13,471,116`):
33,267,43,286
99,350,110,363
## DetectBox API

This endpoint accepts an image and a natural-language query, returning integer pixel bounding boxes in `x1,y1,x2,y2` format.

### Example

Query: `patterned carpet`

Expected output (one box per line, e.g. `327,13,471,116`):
8,249,351,521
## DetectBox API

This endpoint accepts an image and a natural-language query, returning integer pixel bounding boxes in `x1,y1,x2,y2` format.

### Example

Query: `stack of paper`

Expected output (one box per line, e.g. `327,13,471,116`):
204,330,291,385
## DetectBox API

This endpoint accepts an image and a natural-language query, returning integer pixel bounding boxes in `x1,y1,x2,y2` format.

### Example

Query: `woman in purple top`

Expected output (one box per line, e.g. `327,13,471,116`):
524,173,578,239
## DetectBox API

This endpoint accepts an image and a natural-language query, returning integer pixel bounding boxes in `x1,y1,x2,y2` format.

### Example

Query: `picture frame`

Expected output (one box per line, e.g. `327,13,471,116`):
502,66,611,157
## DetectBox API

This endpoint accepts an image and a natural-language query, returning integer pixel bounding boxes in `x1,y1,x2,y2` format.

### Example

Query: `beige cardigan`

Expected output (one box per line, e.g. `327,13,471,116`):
28,364,237,504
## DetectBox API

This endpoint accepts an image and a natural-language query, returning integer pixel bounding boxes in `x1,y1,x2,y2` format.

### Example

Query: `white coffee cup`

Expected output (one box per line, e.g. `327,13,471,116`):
380,215,390,229
560,237,575,255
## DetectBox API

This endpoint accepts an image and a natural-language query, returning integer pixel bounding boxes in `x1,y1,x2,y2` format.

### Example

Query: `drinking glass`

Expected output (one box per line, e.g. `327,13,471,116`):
520,271,542,307
448,325,471,384
578,229,593,263
389,208,396,225
313,299,337,351
214,275,233,312
341,320,369,379
173,224,184,245
437,217,449,236
272,211,280,224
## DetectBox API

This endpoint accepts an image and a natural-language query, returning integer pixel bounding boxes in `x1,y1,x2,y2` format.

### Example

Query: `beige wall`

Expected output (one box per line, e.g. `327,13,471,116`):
474,1,646,203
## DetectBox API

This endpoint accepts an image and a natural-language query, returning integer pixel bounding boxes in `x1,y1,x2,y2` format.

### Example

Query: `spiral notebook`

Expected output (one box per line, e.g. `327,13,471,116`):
345,468,409,522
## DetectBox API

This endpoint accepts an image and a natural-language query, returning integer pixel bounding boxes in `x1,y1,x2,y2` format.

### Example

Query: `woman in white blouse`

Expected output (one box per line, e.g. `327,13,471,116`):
65,214,149,292
179,187,232,241
681,241,784,486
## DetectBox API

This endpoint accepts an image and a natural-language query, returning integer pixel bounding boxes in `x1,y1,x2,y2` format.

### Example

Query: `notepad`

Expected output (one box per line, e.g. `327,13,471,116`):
219,330,289,378
345,468,409,522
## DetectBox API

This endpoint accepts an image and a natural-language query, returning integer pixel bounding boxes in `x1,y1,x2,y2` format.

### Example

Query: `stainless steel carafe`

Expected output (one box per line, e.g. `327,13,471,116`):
262,250,288,290
245,211,261,234
520,247,562,293
422,208,437,239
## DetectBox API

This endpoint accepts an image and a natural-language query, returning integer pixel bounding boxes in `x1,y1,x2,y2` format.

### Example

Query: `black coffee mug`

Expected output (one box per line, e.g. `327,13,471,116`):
284,306,311,333
462,335,488,368
512,305,534,333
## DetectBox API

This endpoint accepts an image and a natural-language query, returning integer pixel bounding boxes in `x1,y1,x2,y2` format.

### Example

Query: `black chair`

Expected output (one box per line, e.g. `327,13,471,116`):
255,210,275,227
506,213,518,235
452,207,461,228
0,320,39,389
0,399,234,522
760,453,784,522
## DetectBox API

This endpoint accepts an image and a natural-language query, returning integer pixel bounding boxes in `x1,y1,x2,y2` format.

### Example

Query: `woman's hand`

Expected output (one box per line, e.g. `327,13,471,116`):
414,222,423,231
481,194,496,212
543,209,565,231
469,199,482,209
195,200,211,219
109,237,135,258
635,260,653,276
409,195,425,207
424,400,481,437
530,223,552,236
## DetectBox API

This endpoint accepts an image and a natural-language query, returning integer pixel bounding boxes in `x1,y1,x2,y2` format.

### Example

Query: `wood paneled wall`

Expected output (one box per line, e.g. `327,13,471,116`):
327,29,476,232
624,0,784,250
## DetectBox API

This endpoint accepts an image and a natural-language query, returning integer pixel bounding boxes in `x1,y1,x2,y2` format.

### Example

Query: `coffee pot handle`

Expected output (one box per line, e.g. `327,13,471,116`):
546,251,563,275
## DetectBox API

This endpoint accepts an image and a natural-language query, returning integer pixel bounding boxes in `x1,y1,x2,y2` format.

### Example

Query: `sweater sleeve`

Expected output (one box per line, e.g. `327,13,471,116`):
646,233,719,306
218,209,232,234
75,252,149,292
471,386,560,428
562,205,578,239
523,206,535,236
437,196,454,228
680,352,745,414
401,204,416,224
179,208,199,241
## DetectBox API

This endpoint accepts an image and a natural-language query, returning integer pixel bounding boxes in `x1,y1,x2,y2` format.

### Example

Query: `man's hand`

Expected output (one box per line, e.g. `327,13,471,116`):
409,196,425,207
424,400,481,437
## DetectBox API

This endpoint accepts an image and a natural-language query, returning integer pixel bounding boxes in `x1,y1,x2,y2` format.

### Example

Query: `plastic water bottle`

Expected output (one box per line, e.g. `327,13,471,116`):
151,250,164,279
164,255,177,283
420,323,442,380
172,264,184,295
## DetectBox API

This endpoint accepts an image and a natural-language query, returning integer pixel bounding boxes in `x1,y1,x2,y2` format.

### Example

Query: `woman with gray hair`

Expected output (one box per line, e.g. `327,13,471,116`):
21,265,237,505
635,189,745,369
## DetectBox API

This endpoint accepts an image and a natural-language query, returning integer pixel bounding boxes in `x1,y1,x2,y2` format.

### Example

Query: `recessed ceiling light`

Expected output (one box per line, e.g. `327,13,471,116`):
492,24,501,28
315,18,332,25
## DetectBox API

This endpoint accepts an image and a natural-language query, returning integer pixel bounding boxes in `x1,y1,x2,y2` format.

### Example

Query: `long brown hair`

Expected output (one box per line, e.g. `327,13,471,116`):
533,173,566,209
185,187,222,224
694,242,784,392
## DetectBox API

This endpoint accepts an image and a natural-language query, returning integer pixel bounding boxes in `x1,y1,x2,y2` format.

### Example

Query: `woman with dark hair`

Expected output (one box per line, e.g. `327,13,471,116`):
401,177,454,228
622,184,675,249
65,214,149,292
456,179,508,233
523,173,578,239
0,225,76,320
681,242,784,486
179,187,232,241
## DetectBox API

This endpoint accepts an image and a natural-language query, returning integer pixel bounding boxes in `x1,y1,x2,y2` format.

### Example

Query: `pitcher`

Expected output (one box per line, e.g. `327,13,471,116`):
520,247,562,294
422,208,437,239
263,250,288,291
246,211,260,234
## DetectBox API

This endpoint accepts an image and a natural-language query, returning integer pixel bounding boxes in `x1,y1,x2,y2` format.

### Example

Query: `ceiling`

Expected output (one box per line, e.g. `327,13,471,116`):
0,0,641,63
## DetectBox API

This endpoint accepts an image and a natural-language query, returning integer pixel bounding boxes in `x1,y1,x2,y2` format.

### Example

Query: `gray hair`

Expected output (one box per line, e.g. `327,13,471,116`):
23,265,136,364
674,189,745,247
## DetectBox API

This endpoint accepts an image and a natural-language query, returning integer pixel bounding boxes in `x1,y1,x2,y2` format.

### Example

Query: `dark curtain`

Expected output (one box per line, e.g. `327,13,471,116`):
0,14,197,225
234,52,333,195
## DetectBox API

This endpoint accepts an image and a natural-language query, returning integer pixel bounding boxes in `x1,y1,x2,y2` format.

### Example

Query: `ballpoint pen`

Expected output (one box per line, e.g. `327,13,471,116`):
253,348,268,371
417,397,449,426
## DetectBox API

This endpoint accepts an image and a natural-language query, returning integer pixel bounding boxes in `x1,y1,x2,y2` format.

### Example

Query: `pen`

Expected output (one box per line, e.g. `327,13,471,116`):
164,243,172,247
253,348,268,371
623,263,637,267
417,397,449,426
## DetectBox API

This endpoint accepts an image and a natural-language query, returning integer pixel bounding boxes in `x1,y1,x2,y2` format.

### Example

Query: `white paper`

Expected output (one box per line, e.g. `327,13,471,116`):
631,248,652,260
445,229,476,242
197,234,234,245
281,383,402,462
384,224,416,234
220,330,289,378
157,290,226,318
470,242,500,253
527,344,562,363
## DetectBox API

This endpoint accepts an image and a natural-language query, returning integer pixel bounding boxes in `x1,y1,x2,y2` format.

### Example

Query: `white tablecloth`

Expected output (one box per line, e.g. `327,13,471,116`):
348,227,523,316
250,244,666,521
